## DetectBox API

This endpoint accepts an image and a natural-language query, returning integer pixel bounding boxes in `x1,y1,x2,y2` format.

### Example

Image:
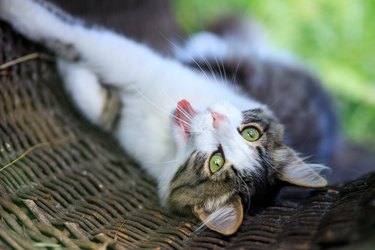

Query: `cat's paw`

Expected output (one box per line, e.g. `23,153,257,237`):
0,0,17,20
0,0,63,41
0,0,33,20
0,0,39,35
57,60,107,124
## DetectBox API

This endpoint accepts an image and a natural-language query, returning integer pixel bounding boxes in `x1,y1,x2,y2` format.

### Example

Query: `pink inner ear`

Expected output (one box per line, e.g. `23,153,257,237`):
174,99,197,140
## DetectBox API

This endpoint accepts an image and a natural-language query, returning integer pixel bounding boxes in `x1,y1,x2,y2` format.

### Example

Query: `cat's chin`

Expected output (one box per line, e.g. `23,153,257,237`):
192,195,243,235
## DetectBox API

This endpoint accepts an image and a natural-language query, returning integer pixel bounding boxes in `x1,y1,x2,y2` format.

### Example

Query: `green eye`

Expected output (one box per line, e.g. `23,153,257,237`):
241,127,261,142
209,152,225,173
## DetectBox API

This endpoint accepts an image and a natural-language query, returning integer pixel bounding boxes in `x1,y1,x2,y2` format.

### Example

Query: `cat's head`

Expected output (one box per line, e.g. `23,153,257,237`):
166,99,328,235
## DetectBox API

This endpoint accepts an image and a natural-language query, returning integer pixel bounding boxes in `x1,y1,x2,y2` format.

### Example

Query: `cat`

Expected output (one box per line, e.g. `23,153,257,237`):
0,0,328,235
176,17,338,165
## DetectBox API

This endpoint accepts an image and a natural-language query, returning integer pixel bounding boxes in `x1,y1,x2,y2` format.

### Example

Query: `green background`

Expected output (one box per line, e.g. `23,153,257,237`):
173,0,375,148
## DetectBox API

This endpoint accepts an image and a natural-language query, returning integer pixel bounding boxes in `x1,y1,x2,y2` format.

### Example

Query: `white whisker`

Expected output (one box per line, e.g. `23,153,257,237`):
165,35,212,82
237,174,251,213
175,106,194,121
129,82,192,127
172,114,191,127
129,83,169,114
231,59,242,87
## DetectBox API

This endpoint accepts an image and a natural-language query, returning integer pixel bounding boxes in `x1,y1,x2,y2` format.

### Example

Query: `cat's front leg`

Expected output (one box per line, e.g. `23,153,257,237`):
57,60,122,131
0,0,169,89
0,0,72,43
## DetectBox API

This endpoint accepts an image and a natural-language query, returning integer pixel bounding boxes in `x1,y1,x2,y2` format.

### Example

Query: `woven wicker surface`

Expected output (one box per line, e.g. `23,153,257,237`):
0,11,375,250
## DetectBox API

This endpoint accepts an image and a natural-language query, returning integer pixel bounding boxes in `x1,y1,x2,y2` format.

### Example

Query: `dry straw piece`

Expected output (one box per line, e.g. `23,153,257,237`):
0,52,55,70
0,138,68,173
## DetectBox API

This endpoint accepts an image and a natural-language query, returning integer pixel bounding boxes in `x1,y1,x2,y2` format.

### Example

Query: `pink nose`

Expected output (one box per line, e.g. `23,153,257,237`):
212,112,228,128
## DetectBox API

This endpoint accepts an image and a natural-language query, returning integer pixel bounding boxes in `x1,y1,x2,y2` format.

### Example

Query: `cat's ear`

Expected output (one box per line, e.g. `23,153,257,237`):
192,195,243,235
275,146,328,187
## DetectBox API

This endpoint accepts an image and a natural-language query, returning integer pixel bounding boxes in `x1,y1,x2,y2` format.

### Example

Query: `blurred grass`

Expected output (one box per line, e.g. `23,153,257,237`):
173,0,375,146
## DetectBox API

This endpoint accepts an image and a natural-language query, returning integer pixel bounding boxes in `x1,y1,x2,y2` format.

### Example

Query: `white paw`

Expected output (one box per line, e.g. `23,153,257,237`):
0,0,32,20
57,60,106,123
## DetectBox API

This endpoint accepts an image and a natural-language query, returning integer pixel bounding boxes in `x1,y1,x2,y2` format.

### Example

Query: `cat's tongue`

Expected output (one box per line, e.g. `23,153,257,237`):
175,99,197,138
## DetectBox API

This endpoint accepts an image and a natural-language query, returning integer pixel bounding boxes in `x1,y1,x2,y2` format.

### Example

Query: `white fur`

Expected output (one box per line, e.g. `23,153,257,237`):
204,193,232,212
57,60,105,124
0,0,265,202
190,103,261,173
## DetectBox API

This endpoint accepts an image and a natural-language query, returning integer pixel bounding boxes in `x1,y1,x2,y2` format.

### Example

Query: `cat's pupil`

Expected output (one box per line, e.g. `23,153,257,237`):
209,152,225,173
214,159,220,166
241,127,261,142
248,130,255,137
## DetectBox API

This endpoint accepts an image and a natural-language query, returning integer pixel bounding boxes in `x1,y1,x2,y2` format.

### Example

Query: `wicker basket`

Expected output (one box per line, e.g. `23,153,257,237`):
0,1,374,249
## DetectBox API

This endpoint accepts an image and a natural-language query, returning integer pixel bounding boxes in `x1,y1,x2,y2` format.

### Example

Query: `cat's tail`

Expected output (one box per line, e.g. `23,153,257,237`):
174,16,299,68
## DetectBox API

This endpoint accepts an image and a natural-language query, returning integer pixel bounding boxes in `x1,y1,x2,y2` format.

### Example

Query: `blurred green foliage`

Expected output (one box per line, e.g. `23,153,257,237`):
173,0,375,146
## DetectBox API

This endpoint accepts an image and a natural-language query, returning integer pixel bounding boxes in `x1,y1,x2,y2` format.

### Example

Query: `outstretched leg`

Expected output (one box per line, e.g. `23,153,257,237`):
0,0,174,88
